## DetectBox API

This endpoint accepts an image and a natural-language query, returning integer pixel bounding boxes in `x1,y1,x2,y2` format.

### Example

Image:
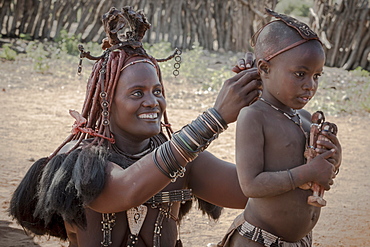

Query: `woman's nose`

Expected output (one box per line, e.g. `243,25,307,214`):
142,94,159,107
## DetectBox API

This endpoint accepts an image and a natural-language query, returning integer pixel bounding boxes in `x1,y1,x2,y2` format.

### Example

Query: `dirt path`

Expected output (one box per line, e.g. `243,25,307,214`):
0,59,369,246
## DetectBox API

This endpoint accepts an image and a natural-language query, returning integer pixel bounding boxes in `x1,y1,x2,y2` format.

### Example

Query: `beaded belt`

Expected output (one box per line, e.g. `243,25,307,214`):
237,220,280,247
145,189,192,205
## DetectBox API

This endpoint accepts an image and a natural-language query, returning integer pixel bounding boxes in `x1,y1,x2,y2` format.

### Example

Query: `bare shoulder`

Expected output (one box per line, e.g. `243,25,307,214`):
298,109,312,131
105,160,124,175
297,108,311,122
236,102,266,145
238,102,267,125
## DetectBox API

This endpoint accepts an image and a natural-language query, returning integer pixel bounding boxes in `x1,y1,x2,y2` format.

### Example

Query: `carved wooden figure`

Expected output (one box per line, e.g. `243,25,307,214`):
301,111,338,207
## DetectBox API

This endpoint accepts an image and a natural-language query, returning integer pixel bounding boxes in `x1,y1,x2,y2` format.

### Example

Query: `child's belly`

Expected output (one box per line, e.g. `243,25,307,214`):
244,188,321,242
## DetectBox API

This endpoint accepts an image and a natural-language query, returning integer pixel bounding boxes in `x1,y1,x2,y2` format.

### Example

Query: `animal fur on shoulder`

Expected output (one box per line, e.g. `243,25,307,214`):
10,145,108,240
9,155,68,240
35,146,108,229
10,143,222,240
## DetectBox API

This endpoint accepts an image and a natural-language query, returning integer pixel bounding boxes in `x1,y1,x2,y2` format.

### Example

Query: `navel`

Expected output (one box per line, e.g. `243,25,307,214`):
311,212,318,221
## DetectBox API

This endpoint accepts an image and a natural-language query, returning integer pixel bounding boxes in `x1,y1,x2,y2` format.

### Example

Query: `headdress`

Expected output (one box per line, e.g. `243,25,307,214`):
252,8,322,61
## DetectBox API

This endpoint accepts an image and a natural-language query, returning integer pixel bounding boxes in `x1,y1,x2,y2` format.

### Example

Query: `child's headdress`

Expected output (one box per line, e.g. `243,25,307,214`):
252,8,322,61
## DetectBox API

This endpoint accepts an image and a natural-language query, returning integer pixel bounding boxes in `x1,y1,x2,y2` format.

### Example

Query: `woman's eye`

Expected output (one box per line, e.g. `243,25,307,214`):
132,91,143,97
154,89,162,96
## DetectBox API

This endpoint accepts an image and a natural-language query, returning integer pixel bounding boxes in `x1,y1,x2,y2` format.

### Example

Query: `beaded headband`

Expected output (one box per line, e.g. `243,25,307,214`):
252,8,322,61
120,59,156,72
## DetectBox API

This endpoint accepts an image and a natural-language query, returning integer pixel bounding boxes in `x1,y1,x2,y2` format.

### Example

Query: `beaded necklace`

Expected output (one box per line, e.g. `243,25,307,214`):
259,97,306,135
111,139,154,160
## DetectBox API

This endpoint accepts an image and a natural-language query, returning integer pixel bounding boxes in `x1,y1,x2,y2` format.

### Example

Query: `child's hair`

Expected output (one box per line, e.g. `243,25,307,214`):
252,8,322,61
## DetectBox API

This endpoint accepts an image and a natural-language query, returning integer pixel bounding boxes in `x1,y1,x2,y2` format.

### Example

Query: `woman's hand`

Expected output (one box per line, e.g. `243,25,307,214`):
213,52,261,124
213,68,261,124
231,52,255,73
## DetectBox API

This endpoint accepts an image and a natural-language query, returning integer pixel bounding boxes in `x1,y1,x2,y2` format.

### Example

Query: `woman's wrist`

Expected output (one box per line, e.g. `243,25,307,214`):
153,108,228,182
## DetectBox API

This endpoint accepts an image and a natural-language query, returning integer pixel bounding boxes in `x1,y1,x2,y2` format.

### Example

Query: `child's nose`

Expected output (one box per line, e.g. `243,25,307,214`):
303,78,317,91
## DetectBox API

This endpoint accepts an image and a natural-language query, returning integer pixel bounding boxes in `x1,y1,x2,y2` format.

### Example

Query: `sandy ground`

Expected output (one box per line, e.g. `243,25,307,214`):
0,58,370,247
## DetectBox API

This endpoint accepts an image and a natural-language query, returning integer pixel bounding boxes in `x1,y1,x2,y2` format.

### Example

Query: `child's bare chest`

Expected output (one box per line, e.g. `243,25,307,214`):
264,119,307,170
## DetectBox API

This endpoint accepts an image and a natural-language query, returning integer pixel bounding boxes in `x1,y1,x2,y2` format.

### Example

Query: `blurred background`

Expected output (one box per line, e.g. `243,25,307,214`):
0,0,369,70
0,1,370,246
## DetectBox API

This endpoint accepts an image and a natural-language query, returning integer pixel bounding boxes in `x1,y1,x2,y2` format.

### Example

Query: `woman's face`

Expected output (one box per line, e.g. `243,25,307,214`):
110,59,166,142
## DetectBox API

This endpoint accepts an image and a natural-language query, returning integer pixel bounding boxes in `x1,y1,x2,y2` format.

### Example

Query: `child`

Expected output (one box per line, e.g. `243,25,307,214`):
218,9,342,246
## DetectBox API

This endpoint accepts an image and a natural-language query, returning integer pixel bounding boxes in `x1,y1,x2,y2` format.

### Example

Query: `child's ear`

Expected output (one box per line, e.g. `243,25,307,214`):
257,59,270,77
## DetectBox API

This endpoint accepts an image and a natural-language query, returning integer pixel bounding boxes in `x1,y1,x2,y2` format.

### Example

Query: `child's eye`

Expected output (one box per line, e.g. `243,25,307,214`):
294,72,305,77
313,73,322,80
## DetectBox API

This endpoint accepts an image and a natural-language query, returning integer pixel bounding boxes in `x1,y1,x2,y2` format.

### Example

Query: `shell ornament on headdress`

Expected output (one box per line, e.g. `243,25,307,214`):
78,6,181,70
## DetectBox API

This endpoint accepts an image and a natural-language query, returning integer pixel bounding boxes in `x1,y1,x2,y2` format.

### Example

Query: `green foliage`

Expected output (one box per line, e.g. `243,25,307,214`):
145,42,234,90
352,67,370,77
0,44,17,60
19,33,32,41
24,30,86,73
275,0,312,17
25,41,51,72
54,30,81,56
83,42,102,55
144,42,174,79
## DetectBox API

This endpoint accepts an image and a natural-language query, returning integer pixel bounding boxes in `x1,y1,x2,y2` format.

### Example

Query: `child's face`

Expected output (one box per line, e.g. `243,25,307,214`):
263,41,325,110
110,60,166,141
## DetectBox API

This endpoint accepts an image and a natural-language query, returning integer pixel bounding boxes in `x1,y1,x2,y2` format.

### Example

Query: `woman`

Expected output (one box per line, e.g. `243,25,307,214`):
9,7,261,247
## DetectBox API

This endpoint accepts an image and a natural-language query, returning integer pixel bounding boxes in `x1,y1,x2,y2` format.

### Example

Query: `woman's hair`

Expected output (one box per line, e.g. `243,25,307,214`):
48,6,177,160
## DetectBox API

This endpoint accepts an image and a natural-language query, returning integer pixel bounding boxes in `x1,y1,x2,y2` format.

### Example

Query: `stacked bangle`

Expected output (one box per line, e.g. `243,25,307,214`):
153,142,186,182
170,108,227,161
153,108,228,183
153,148,172,180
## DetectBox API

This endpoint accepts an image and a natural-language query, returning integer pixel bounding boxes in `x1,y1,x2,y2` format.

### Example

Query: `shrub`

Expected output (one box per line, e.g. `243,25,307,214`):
0,44,17,60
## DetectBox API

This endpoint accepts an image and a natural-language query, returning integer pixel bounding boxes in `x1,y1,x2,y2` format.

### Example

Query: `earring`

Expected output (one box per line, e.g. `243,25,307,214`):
173,48,182,77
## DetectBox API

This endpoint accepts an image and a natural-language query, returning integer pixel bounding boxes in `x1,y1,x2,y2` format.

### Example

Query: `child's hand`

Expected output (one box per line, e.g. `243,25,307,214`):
309,150,336,190
315,131,342,174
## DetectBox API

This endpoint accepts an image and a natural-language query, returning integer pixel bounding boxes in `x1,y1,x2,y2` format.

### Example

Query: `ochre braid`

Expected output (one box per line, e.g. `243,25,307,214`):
48,48,173,160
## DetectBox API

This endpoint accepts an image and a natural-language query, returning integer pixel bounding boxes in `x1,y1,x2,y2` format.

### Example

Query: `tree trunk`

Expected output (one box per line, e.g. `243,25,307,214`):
5,0,366,72
311,0,370,70
0,0,11,36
